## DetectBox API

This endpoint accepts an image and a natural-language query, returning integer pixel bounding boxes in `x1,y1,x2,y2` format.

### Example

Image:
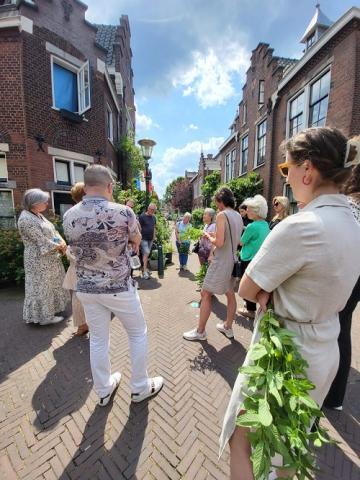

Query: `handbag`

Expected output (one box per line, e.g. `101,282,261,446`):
192,241,200,254
224,212,241,278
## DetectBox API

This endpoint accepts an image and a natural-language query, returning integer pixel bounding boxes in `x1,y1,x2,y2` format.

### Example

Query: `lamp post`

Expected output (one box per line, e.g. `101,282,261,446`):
138,138,156,209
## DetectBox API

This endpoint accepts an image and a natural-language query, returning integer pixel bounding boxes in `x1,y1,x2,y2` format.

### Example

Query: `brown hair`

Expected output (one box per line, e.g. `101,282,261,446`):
71,182,85,203
214,187,235,209
280,127,358,186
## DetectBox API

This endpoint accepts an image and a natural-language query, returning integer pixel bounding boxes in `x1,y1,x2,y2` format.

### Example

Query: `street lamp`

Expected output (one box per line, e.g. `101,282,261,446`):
138,138,156,208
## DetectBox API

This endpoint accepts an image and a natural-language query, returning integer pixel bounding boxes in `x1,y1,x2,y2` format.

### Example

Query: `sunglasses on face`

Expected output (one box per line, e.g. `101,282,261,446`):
273,201,279,207
278,161,290,178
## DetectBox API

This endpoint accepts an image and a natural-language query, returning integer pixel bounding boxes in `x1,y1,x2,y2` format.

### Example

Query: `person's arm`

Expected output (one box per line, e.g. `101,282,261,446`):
127,208,141,254
239,222,254,246
153,216,156,241
18,216,63,255
206,212,225,248
239,219,306,310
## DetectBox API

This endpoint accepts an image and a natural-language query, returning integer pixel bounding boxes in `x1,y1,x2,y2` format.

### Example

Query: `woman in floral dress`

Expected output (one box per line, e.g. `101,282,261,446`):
18,189,70,325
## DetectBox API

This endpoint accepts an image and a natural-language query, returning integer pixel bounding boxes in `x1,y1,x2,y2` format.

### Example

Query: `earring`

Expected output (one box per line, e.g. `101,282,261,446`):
302,175,311,186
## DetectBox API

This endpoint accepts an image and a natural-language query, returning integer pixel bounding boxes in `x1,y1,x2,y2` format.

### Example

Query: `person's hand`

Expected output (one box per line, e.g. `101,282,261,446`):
257,290,271,312
129,242,139,255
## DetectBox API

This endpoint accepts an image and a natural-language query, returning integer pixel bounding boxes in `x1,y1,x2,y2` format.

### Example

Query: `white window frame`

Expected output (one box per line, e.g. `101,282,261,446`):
53,157,88,186
224,152,231,182
239,134,249,176
286,67,331,139
0,188,15,227
308,69,331,128
0,152,8,181
230,148,236,179
254,118,267,168
51,55,91,115
258,80,265,105
242,102,247,125
106,104,114,143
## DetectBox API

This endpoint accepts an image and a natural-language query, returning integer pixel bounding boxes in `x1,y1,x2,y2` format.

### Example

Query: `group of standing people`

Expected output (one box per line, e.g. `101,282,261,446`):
182,126,360,479
16,126,360,479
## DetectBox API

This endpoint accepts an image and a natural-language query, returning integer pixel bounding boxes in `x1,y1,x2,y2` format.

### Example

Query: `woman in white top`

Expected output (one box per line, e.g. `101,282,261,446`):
220,127,360,480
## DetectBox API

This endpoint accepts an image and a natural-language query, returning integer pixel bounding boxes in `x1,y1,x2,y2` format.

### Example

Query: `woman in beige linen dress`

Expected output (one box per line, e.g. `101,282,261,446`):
220,127,360,479
18,189,70,325
62,182,88,335
183,187,243,341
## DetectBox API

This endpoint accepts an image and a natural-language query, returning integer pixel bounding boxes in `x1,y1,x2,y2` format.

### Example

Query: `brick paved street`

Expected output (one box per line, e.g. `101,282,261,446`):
0,246,359,479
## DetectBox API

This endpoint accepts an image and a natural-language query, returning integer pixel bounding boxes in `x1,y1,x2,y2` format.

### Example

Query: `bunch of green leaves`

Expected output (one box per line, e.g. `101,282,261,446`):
191,208,205,228
194,262,208,287
116,133,145,184
178,241,190,254
155,213,171,245
225,172,264,208
0,228,25,284
236,309,332,480
181,227,203,242
201,171,221,207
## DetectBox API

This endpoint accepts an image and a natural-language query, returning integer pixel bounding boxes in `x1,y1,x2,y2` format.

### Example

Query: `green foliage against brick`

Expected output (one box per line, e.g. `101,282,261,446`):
0,229,24,284
201,171,221,207
237,309,332,480
225,172,263,207
190,208,204,228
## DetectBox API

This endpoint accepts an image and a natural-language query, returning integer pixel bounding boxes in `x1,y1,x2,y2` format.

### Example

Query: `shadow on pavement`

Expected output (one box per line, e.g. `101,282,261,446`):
32,336,92,432
0,287,69,384
189,341,246,389
59,399,149,479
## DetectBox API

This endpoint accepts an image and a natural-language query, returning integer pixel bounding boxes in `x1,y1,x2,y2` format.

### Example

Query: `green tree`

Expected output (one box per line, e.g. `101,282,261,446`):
191,208,205,228
116,134,145,186
201,171,221,207
164,176,184,205
226,172,264,207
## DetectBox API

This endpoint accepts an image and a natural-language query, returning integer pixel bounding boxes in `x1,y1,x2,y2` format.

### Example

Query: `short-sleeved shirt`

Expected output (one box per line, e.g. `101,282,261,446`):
246,194,360,329
63,196,139,294
177,221,192,240
240,219,270,261
138,213,156,240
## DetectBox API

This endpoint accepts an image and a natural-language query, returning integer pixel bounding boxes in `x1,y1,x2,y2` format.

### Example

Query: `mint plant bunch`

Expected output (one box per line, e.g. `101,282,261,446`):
236,309,332,480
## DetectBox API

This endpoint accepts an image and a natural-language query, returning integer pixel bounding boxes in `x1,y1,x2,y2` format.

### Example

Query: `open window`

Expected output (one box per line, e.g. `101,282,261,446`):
52,57,90,115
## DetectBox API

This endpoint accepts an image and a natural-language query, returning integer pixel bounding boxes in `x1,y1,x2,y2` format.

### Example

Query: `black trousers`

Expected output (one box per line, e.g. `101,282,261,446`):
240,259,257,312
324,275,360,408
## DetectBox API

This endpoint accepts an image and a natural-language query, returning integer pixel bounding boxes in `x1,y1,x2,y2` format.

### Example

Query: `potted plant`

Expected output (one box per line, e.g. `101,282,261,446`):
148,249,159,271
164,242,175,264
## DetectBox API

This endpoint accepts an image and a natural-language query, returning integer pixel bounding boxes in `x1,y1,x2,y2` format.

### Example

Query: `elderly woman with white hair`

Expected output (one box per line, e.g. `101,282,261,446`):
175,212,192,271
197,208,216,265
238,194,270,319
18,189,70,325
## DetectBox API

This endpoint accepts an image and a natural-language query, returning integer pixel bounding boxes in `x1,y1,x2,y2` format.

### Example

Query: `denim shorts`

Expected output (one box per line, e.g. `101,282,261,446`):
140,240,153,255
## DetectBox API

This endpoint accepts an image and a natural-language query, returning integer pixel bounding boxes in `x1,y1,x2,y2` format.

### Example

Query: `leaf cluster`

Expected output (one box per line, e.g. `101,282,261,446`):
236,309,333,480
194,262,208,287
116,134,145,184
0,228,25,283
181,227,203,242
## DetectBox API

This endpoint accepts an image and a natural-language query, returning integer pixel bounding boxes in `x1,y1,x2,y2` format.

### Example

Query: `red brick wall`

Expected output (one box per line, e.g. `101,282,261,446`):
0,30,28,206
271,20,360,204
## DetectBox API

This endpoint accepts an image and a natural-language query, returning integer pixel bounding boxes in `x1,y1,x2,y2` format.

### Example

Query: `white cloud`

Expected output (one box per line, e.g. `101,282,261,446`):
185,123,199,131
152,136,224,196
136,111,160,131
172,42,250,108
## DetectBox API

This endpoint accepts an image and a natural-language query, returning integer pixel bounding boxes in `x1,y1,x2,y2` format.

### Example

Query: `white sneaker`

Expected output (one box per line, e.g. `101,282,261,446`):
183,328,207,341
142,271,150,280
216,322,234,339
182,265,188,271
40,316,64,325
268,471,277,480
131,376,164,403
98,372,121,407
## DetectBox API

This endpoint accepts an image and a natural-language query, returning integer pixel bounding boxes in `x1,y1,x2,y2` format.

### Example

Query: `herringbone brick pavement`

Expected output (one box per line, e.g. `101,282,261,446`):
0,240,359,479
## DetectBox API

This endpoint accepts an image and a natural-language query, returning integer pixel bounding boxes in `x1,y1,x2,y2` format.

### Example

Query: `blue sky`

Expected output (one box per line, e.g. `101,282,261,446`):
85,0,356,196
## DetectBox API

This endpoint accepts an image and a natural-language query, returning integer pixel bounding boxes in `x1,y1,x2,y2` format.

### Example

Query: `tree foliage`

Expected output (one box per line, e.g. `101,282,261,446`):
191,208,205,228
116,134,145,186
164,177,193,213
201,171,221,207
226,172,264,207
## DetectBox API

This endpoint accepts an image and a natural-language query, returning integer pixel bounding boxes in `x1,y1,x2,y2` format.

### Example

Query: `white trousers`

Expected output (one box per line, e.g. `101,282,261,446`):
77,287,149,398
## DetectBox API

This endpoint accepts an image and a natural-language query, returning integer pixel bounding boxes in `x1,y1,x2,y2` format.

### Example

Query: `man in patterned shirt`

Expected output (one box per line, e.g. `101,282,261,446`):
63,165,163,407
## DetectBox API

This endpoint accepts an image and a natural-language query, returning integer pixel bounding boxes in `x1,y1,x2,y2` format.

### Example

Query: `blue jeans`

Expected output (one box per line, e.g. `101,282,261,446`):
176,241,189,266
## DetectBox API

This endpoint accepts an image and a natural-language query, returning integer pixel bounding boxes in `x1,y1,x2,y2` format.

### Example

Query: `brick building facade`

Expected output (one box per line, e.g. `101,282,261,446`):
0,0,135,224
219,5,360,214
190,152,221,208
